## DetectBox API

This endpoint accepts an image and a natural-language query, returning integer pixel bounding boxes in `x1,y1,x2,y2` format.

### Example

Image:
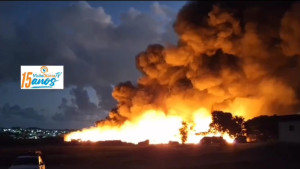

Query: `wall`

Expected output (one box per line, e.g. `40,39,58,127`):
278,121,300,143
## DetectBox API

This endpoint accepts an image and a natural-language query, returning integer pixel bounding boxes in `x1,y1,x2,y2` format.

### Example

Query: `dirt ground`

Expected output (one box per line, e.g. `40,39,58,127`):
0,142,299,169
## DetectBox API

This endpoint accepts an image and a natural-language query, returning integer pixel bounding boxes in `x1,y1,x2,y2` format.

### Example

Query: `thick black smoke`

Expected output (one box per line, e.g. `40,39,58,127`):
107,1,300,124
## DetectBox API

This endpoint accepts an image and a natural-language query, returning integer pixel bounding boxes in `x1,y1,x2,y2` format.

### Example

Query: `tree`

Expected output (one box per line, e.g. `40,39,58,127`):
209,111,244,137
244,115,279,141
179,121,188,144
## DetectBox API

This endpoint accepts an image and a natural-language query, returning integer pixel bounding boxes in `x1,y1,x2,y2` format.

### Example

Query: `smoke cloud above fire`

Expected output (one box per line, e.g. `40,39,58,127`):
65,1,300,144
109,1,300,123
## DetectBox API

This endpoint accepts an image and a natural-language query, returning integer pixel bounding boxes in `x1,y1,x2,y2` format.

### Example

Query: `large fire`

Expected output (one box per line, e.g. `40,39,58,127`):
65,2,300,144
65,109,234,144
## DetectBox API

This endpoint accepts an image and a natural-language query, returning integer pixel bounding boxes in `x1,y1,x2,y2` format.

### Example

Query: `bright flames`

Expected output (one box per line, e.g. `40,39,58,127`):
64,109,235,144
63,1,300,145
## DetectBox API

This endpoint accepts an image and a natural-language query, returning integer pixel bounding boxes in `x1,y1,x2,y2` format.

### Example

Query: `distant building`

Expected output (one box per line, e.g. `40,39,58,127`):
245,114,300,143
278,119,300,143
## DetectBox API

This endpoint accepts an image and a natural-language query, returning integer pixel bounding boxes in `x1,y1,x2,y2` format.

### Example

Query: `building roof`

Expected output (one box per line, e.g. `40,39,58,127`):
276,114,300,122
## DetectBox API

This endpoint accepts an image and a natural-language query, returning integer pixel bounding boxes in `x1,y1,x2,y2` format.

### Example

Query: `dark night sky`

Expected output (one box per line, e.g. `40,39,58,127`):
0,1,186,129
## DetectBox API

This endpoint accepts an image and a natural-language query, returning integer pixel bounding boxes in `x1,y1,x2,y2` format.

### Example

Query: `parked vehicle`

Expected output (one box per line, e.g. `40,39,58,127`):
200,136,227,145
9,151,45,169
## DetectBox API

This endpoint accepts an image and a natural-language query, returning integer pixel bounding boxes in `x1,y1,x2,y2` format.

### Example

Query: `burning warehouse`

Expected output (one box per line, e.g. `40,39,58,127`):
64,1,300,145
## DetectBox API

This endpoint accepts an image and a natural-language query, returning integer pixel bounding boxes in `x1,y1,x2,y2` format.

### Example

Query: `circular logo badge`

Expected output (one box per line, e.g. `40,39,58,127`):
40,66,48,74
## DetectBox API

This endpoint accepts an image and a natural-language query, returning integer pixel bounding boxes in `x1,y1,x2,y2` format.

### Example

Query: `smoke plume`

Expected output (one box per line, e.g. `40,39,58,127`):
105,1,300,126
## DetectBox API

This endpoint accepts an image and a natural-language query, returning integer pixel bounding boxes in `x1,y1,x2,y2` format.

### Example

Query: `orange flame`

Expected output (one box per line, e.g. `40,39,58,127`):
64,109,235,144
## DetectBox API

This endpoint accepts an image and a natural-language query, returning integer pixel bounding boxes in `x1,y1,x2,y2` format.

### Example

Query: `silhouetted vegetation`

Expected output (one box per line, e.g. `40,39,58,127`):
244,115,279,141
209,113,300,142
209,111,244,137
179,121,188,144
